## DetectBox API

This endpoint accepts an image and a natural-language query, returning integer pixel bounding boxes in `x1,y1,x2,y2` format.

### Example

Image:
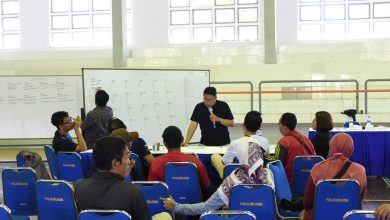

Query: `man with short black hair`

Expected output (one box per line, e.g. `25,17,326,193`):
51,111,87,154
75,137,166,220
184,87,234,146
265,112,315,186
148,126,211,190
211,111,269,179
81,89,113,149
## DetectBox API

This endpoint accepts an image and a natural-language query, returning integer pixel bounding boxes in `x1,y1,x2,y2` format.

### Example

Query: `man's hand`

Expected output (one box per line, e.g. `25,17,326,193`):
74,116,82,130
129,159,136,171
162,197,176,211
375,204,390,220
209,114,220,122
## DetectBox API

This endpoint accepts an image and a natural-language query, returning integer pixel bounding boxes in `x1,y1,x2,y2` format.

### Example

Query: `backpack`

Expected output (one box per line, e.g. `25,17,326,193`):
18,150,51,180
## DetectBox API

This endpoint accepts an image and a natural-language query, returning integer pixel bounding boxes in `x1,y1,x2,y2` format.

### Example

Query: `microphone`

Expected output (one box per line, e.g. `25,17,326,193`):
208,107,216,129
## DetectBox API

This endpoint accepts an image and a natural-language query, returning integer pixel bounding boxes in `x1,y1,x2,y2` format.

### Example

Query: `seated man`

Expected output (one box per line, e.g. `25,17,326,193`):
265,112,316,186
211,110,269,179
110,128,155,179
51,111,87,154
148,126,211,192
74,136,171,220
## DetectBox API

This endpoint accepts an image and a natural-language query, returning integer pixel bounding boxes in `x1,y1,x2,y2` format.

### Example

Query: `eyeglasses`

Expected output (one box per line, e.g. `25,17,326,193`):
62,117,74,125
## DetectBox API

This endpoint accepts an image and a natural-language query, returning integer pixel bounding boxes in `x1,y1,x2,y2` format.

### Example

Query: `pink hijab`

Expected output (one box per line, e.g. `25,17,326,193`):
311,133,366,187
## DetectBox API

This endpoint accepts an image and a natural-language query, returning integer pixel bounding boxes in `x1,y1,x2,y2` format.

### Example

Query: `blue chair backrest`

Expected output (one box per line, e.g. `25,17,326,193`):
132,181,171,216
36,180,78,220
0,204,12,220
343,121,361,128
343,210,376,220
292,155,324,195
230,184,277,220
57,152,85,182
314,179,360,220
80,210,132,220
223,163,240,179
2,168,37,215
128,153,144,181
164,162,202,204
200,210,256,220
44,145,58,179
267,160,292,204
16,153,25,167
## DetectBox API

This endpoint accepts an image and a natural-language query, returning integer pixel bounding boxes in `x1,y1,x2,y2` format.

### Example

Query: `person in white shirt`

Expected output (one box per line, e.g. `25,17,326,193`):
211,110,269,179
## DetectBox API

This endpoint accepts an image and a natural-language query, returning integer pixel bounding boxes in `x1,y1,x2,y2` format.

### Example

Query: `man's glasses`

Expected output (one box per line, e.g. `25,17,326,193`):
63,117,74,125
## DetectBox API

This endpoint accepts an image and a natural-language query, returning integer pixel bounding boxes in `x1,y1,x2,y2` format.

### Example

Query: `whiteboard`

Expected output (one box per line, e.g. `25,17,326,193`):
0,76,83,139
82,69,210,145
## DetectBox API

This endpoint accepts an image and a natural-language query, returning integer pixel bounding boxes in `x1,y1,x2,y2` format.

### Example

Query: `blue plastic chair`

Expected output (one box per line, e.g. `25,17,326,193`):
292,155,324,195
164,162,202,204
313,179,361,220
16,153,25,167
200,210,256,220
0,204,12,220
57,152,85,182
44,145,58,179
132,181,172,216
79,210,132,220
267,160,300,218
230,184,277,220
223,163,240,179
343,210,376,220
35,180,78,220
2,168,37,216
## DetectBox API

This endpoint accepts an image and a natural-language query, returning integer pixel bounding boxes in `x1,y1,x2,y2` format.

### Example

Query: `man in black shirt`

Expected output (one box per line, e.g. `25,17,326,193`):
74,136,152,220
51,111,87,154
184,87,234,146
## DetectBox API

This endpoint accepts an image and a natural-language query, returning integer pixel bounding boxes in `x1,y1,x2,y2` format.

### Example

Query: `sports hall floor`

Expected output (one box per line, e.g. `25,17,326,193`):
0,123,389,216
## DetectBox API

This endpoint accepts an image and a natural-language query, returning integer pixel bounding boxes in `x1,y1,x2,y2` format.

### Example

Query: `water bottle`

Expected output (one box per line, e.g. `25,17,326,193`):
366,116,372,126
348,117,353,128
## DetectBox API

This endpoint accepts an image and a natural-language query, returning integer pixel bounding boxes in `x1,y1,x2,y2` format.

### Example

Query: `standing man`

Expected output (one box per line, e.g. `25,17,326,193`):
184,87,234,146
265,112,315,186
81,90,113,149
51,111,87,154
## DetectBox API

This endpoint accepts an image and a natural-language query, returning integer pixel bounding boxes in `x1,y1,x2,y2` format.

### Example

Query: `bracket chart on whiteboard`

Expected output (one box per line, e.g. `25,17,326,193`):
82,69,209,145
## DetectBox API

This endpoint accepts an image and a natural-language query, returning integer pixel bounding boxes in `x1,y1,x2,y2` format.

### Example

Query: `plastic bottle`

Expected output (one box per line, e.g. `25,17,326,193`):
348,117,353,128
366,116,372,126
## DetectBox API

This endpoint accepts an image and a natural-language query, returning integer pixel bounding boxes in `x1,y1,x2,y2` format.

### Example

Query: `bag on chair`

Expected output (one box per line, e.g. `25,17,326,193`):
18,150,51,180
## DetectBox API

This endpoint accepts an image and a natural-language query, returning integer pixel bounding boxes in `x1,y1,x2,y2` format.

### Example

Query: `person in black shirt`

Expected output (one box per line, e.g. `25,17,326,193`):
51,111,87,154
184,87,234,146
311,111,333,159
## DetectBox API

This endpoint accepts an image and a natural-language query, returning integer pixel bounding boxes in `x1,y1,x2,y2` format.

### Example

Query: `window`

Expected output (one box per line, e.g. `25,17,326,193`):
298,0,390,40
169,0,261,44
0,0,20,49
50,0,133,47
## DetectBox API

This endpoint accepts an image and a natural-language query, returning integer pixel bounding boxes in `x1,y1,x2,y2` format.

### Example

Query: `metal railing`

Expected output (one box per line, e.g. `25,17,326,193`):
211,81,254,111
364,79,390,114
258,80,359,113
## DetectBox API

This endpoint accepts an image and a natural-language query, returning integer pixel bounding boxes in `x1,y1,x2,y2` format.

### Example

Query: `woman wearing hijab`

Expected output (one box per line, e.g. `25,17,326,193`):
162,136,274,215
311,111,333,159
301,133,367,220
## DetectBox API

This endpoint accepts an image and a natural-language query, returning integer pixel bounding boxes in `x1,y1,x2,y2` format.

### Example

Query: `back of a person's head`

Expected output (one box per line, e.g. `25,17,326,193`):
315,111,333,132
95,90,109,106
94,136,126,171
110,128,131,142
108,117,127,134
51,111,68,129
280,112,297,130
203,87,217,96
244,111,262,132
162,126,183,148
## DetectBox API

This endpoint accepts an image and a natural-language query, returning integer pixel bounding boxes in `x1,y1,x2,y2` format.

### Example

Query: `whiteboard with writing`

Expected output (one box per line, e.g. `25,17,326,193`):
82,69,210,145
0,76,83,139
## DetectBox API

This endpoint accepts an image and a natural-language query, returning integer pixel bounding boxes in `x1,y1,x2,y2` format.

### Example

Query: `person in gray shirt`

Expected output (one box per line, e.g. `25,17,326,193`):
81,90,113,149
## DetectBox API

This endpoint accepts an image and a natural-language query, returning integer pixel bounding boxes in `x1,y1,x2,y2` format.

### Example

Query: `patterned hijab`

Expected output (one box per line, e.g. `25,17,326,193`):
217,136,272,205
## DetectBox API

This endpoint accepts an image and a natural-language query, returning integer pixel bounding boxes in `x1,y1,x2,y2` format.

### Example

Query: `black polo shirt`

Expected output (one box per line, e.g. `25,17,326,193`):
52,131,77,153
190,100,234,146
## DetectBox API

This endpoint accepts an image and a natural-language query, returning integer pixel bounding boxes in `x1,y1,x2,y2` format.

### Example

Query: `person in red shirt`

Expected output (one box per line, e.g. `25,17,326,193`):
148,126,211,191
265,112,316,186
